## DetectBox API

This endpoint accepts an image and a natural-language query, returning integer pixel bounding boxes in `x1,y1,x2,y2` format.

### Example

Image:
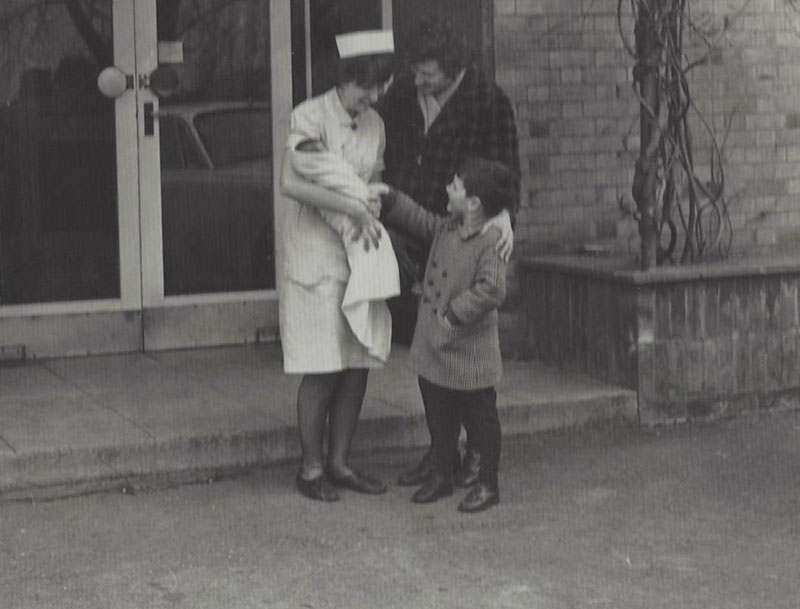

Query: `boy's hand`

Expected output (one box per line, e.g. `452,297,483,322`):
365,197,382,218
438,308,460,328
481,209,514,262
368,182,390,196
366,183,389,218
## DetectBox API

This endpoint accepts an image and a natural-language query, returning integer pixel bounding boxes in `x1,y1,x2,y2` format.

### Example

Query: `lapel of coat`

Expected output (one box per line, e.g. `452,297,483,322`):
424,65,479,144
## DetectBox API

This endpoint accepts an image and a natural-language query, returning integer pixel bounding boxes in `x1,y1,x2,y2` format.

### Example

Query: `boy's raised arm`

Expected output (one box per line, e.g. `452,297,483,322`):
379,186,445,244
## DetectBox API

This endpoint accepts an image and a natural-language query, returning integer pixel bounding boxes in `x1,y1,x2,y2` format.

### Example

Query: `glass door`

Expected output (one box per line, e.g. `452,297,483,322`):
0,0,143,358
0,0,390,357
138,0,393,351
137,0,291,351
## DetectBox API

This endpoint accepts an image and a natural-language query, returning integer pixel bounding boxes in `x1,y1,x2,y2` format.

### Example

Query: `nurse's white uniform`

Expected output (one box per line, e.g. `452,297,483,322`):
279,87,388,373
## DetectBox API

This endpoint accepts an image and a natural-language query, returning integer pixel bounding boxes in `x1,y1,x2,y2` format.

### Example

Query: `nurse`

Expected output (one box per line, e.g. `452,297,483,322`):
279,30,395,502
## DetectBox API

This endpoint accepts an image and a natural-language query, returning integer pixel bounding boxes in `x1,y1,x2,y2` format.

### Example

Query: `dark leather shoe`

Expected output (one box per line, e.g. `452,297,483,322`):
411,473,454,504
326,469,387,495
457,483,499,513
397,458,434,486
399,450,461,486
453,449,481,488
296,471,339,502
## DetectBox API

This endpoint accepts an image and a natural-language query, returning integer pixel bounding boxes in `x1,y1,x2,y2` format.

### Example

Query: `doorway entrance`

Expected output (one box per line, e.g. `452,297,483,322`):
0,0,399,358
0,0,290,357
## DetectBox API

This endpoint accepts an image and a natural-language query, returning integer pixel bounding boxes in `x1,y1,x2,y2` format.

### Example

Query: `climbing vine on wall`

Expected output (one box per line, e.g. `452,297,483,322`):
618,0,734,269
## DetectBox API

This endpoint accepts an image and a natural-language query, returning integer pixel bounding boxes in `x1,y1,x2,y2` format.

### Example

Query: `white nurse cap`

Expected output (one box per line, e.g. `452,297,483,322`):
335,29,394,59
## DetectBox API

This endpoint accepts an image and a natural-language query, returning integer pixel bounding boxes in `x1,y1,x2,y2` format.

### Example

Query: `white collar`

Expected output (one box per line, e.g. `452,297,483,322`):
417,68,466,133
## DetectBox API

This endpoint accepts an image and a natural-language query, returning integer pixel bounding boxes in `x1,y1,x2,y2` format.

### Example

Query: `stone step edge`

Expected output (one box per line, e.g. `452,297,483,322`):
0,392,637,499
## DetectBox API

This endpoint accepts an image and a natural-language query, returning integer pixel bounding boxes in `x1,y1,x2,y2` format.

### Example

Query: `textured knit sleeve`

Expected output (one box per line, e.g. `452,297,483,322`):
381,188,445,245
447,232,507,325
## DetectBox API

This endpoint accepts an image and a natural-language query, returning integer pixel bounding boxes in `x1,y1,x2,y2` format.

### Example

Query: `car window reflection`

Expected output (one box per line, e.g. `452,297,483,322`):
194,109,270,168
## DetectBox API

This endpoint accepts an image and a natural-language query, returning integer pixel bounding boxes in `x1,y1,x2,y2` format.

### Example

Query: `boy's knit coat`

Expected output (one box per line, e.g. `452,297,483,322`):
383,189,507,390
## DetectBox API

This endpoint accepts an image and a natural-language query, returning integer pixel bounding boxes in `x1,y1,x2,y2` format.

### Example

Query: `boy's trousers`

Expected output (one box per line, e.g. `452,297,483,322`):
417,376,501,489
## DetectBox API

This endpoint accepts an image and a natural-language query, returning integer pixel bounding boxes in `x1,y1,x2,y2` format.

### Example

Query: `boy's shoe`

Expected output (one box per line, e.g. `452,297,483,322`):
397,457,434,486
453,449,481,488
411,473,454,503
457,483,499,513
398,450,460,486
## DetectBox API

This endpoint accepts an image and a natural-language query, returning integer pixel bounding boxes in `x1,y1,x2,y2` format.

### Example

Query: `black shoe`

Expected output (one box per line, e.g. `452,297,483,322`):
453,449,481,488
295,471,339,502
326,469,387,495
397,457,434,487
411,473,454,504
457,483,499,513
399,450,461,486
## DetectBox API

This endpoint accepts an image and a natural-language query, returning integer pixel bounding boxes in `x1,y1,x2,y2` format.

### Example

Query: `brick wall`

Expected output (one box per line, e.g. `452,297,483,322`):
494,0,800,258
521,261,640,388
521,256,800,423
639,271,800,422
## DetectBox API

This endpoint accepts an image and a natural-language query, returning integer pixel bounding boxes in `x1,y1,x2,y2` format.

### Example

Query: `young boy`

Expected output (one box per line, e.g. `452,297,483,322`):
380,157,514,513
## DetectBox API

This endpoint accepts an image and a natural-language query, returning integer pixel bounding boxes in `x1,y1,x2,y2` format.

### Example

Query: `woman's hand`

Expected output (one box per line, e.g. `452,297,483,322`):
481,209,514,262
351,206,382,251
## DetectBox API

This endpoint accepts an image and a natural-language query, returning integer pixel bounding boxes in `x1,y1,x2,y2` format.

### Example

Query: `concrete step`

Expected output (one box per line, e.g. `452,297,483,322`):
0,344,637,497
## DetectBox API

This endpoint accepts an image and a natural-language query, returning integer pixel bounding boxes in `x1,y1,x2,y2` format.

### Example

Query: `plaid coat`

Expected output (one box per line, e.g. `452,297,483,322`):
380,65,520,218
379,65,520,287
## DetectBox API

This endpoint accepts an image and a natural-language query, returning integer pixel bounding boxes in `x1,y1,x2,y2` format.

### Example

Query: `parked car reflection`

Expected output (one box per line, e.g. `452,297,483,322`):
158,101,274,295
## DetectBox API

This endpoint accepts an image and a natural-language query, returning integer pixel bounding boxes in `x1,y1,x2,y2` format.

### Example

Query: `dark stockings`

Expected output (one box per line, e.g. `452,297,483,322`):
297,369,368,480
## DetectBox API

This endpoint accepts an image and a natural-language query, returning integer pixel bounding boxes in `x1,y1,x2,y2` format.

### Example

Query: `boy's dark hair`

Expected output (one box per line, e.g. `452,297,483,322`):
406,16,470,77
456,157,515,217
336,53,395,88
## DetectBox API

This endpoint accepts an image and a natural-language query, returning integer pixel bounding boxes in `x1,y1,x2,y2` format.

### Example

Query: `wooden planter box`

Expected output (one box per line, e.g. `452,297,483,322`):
519,255,800,424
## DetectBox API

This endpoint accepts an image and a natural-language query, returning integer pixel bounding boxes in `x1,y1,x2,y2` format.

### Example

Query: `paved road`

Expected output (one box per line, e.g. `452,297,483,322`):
2,410,799,609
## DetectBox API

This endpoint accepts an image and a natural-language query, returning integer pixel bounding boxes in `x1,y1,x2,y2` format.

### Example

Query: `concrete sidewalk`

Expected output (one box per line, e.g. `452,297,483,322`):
0,344,637,495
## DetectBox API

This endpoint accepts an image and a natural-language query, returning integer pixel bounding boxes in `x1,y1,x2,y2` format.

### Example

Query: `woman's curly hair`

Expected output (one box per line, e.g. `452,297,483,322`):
406,16,470,77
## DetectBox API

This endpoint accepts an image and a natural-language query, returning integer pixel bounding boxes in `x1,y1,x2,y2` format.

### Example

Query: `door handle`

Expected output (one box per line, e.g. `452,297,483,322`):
140,66,179,97
144,102,155,136
143,103,174,136
97,66,133,98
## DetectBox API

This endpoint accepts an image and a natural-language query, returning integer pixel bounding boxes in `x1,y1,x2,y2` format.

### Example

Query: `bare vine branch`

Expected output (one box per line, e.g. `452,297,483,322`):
620,0,735,267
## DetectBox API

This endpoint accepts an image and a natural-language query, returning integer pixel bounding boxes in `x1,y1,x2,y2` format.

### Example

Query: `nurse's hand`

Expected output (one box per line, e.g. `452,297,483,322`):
351,206,382,251
481,209,514,262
